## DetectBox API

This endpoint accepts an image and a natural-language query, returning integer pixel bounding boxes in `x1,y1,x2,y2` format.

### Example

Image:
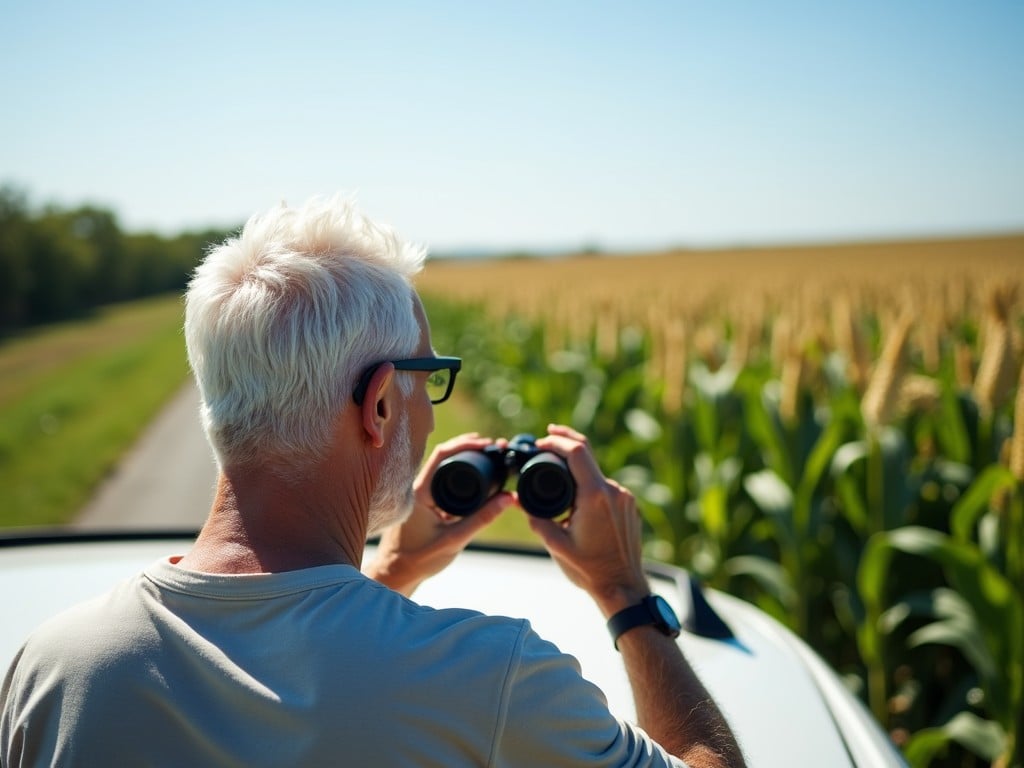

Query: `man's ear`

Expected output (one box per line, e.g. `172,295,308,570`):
360,362,396,449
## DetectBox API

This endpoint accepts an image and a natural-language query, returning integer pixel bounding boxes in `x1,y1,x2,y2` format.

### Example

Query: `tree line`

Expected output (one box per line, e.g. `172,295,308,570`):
0,186,236,331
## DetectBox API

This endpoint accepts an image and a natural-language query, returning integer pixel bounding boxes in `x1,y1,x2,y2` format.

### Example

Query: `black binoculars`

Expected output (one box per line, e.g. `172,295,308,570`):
430,434,576,519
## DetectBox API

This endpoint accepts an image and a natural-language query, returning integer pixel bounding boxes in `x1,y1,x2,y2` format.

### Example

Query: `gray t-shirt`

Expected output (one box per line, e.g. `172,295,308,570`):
1,557,685,767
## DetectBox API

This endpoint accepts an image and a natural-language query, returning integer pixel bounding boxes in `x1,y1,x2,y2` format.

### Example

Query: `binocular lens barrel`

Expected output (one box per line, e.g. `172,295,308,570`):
517,454,575,519
430,451,500,517
431,445,575,518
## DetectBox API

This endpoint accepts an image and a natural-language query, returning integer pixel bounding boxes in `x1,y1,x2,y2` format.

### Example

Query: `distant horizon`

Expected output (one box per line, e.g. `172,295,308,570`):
425,226,1024,259
7,180,1023,259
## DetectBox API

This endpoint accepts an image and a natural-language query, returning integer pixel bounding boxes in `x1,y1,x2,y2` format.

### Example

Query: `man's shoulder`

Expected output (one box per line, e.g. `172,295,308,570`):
362,586,571,672
405,601,577,681
14,573,153,662
384,587,538,651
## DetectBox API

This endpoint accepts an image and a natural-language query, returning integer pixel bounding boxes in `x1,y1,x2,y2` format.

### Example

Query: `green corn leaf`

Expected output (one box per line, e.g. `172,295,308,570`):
798,412,849,498
691,389,718,452
834,472,870,535
743,468,794,516
878,427,913,530
858,534,895,667
932,459,974,489
602,366,646,416
879,587,963,634
743,381,793,486
950,463,1017,542
932,386,972,465
794,414,850,537
690,361,738,400
743,468,795,547
831,440,870,534
907,589,995,681
624,407,663,443
903,712,1006,767
724,554,797,610
699,483,728,544
859,527,1024,730
831,439,867,476
792,396,825,474
909,620,994,680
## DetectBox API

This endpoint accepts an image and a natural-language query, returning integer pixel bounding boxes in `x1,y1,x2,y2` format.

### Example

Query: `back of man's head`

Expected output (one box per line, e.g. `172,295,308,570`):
185,195,426,478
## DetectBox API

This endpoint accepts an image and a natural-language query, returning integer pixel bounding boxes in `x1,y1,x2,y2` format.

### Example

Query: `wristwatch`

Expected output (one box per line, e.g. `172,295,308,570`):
607,595,682,650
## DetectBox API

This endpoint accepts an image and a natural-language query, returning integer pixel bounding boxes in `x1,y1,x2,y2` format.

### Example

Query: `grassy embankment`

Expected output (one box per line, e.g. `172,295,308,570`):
0,295,191,527
0,293,532,541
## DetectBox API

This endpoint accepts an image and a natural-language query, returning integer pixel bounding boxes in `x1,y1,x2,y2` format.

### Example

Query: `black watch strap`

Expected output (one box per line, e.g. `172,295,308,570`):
606,595,682,650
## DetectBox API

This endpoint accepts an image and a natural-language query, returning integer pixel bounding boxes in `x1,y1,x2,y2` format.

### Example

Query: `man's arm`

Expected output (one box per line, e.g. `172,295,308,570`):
530,425,746,768
616,624,745,767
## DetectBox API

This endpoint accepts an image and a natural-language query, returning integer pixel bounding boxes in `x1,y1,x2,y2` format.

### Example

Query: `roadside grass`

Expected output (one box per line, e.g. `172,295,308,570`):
0,295,191,528
0,295,534,543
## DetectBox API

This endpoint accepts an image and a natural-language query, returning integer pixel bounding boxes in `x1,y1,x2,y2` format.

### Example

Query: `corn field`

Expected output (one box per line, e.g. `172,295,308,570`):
417,235,1024,768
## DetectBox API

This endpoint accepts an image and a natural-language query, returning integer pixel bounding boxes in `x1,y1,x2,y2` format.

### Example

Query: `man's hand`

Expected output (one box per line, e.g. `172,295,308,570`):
364,433,515,597
528,425,650,617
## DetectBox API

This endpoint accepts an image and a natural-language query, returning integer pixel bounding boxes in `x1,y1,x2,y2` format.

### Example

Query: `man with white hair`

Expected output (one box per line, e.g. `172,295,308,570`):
1,196,744,767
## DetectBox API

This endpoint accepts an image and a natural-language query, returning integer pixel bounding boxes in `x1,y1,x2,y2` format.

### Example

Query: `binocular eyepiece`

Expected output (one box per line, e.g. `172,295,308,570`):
431,434,576,519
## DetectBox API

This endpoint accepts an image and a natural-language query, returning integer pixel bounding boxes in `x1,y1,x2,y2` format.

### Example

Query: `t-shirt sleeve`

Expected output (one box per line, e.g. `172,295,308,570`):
490,622,687,768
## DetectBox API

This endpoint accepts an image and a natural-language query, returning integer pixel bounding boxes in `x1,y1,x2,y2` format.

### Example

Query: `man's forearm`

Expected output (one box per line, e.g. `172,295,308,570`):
617,626,746,768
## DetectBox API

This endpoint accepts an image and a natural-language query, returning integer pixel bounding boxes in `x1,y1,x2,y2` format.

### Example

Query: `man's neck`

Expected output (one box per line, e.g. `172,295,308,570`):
178,469,368,574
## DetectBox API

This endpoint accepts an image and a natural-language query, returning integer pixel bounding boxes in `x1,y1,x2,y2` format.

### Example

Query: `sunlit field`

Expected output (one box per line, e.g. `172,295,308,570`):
417,234,1024,768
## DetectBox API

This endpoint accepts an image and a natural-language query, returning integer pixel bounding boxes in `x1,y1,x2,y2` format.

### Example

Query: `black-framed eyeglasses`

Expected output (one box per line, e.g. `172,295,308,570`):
352,356,462,406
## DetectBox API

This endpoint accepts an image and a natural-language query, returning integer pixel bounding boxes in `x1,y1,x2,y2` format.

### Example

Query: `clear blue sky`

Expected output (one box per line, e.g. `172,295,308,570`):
3,1,1022,251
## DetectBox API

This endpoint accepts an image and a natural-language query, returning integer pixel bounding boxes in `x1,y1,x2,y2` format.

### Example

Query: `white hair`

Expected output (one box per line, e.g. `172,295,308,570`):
184,194,425,476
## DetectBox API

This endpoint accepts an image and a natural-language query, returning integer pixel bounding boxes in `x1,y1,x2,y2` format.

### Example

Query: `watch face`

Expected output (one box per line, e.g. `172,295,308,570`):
653,595,682,632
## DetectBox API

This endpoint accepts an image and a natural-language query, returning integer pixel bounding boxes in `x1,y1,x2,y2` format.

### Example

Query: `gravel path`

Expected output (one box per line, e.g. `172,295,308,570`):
74,381,217,530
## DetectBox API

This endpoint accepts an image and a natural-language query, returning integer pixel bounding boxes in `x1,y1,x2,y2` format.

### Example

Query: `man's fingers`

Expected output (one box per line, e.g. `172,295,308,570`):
528,515,575,561
545,423,587,442
534,434,603,492
423,434,491,464
422,491,514,548
452,491,514,533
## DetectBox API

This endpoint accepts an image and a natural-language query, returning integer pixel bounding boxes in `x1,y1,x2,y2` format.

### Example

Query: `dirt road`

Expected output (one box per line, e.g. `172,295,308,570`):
74,382,217,529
